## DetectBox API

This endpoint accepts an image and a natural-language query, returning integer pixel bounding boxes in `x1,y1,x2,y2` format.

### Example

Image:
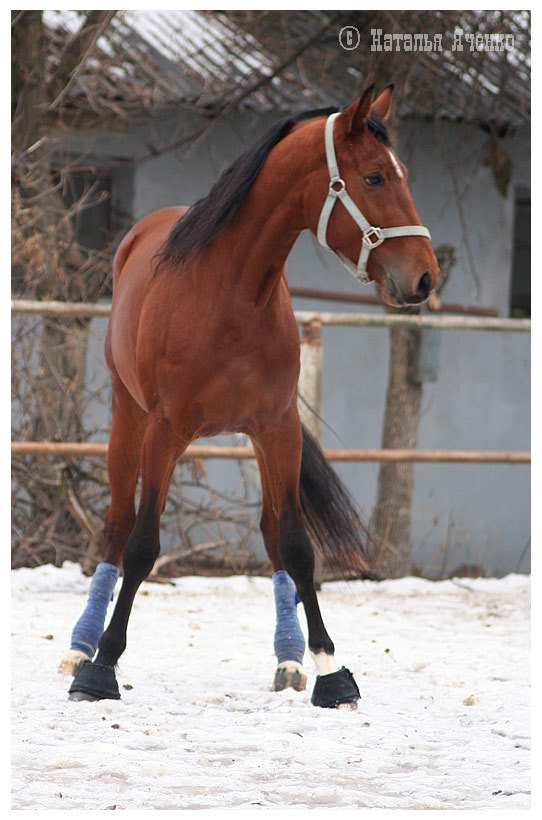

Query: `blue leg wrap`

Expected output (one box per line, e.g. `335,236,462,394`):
70,562,120,658
273,570,305,664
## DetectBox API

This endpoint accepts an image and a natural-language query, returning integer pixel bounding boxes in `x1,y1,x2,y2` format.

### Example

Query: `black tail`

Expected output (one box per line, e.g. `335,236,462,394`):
299,424,376,580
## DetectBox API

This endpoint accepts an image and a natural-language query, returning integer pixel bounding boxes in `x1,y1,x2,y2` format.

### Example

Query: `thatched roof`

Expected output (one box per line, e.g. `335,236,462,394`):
44,10,530,127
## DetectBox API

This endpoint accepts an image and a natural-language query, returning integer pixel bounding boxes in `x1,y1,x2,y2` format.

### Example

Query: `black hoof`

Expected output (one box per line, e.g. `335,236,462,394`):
311,666,360,709
68,660,121,701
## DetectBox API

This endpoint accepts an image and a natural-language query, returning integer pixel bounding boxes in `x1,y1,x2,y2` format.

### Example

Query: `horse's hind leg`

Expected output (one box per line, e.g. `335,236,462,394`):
59,376,148,676
253,447,307,693
68,415,186,701
254,406,360,709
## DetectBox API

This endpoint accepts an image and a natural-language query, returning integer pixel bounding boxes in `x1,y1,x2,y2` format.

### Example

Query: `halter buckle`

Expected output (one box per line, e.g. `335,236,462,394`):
362,226,384,249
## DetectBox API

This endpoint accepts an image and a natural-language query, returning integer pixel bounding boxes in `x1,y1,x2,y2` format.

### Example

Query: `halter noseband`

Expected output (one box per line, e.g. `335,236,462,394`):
316,112,431,285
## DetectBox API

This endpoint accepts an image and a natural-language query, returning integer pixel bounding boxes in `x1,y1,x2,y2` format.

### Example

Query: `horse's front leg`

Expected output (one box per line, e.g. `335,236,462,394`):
68,416,186,701
59,376,148,677
254,408,360,709
253,446,307,692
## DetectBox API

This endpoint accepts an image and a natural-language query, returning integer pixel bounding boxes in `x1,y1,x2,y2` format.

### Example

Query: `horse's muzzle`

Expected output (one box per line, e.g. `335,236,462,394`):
383,266,438,307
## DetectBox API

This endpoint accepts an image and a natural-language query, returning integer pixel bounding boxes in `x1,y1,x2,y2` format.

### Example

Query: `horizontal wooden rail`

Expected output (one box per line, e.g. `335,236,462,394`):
11,300,530,332
292,311,530,332
10,442,530,463
12,299,111,318
289,286,500,317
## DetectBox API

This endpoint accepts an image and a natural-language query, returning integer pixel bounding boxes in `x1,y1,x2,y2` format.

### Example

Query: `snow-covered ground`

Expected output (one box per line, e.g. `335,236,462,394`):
11,563,530,810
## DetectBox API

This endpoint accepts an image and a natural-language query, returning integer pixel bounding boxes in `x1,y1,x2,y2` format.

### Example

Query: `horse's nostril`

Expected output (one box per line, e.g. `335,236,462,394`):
417,271,432,299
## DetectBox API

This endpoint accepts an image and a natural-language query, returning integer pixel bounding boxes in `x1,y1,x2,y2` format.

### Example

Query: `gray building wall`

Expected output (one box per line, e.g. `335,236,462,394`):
63,108,530,577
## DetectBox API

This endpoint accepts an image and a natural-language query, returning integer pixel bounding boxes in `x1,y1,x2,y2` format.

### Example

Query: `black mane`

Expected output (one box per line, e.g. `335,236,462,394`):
366,113,390,146
156,107,389,272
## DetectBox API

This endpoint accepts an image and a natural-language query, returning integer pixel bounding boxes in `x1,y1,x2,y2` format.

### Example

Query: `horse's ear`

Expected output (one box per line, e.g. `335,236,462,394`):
343,85,375,135
371,84,394,121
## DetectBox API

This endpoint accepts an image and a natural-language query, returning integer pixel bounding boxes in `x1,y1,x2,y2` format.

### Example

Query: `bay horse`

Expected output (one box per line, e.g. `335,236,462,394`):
61,85,438,708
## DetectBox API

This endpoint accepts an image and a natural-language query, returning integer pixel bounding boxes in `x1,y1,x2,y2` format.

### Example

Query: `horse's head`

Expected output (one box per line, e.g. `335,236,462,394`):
306,86,439,307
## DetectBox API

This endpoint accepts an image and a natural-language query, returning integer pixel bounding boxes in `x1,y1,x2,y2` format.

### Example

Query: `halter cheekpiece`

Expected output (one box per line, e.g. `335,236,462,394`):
316,112,431,285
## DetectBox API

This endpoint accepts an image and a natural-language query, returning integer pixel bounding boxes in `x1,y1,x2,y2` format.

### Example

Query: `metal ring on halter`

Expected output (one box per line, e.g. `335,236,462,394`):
362,227,385,249
329,178,346,194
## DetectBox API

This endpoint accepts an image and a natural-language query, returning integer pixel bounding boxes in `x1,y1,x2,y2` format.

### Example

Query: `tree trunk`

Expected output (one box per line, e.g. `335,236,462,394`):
365,46,425,578
12,11,117,444
372,323,423,577
12,11,116,566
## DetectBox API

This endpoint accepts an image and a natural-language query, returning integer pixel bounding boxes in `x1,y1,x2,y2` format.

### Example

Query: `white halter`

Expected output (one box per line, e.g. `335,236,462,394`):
316,112,431,285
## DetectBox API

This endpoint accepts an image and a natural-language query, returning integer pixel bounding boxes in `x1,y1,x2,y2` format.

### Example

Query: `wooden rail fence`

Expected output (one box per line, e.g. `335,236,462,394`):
11,298,531,332
11,299,531,465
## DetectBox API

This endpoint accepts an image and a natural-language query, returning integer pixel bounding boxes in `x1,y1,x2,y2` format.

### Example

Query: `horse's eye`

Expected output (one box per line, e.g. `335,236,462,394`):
363,173,384,187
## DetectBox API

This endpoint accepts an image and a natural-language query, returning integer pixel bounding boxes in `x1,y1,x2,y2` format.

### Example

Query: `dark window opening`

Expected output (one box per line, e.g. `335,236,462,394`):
58,166,114,298
59,167,112,254
58,163,136,297
509,187,530,318
12,160,133,298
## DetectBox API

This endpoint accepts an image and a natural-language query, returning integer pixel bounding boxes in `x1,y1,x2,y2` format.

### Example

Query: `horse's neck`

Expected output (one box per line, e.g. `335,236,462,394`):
196,144,312,307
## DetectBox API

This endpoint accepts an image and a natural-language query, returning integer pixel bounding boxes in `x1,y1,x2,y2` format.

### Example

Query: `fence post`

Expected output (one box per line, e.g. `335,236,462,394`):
298,320,324,587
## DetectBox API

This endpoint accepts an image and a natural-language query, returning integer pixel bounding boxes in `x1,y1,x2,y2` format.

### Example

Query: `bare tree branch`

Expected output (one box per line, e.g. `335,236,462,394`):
47,11,117,110
181,11,344,160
